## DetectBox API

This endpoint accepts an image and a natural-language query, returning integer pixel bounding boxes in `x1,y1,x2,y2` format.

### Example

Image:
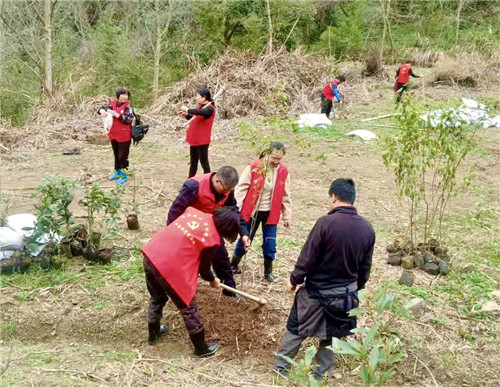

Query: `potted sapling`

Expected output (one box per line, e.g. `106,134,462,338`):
30,176,80,268
79,183,122,263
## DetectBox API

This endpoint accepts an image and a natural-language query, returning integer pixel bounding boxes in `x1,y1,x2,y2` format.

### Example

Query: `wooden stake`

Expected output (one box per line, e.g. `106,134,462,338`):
361,113,401,122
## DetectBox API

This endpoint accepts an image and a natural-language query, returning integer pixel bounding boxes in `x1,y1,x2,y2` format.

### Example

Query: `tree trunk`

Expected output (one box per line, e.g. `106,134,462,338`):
455,0,465,47
153,0,161,101
43,0,52,96
265,0,273,55
153,0,172,101
0,0,3,118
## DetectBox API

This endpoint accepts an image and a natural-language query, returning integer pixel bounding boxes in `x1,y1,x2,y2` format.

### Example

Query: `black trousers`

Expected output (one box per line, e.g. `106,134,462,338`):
143,256,204,335
395,83,407,103
111,140,131,170
320,94,333,118
189,145,210,178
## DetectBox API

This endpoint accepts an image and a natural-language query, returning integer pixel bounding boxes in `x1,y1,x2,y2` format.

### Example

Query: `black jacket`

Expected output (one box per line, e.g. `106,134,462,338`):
290,206,375,290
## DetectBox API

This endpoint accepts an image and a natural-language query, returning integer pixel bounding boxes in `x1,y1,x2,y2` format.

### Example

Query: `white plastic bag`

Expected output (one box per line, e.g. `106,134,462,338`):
0,227,24,251
5,213,36,237
103,112,113,133
346,130,378,141
297,113,332,129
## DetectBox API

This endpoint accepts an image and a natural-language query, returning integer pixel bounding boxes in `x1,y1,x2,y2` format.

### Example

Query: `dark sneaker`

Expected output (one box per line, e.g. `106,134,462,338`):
194,343,219,358
148,323,167,344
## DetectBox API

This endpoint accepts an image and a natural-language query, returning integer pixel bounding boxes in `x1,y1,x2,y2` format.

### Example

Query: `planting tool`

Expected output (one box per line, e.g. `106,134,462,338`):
219,283,267,305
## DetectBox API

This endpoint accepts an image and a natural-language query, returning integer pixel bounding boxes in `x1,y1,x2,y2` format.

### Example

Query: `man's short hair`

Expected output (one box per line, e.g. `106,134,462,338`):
216,166,239,189
338,75,346,82
328,178,356,204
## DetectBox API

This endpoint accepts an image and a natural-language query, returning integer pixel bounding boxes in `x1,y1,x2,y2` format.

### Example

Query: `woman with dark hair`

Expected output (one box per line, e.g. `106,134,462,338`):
231,142,292,282
98,87,135,184
142,206,240,357
178,88,215,178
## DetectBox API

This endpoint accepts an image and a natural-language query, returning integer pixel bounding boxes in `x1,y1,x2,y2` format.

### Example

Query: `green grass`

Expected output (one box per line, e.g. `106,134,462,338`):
0,320,18,338
436,269,496,316
0,250,145,293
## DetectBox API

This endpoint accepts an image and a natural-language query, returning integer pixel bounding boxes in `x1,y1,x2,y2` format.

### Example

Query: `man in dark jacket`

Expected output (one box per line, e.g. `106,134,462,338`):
273,178,375,380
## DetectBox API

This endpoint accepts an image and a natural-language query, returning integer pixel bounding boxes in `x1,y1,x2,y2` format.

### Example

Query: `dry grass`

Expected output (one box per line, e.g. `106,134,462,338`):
430,51,500,88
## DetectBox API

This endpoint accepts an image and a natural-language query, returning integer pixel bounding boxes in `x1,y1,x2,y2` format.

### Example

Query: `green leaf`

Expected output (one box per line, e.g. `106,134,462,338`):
376,294,395,314
369,347,380,372
359,366,371,386
276,354,298,367
331,338,360,356
304,346,317,367
365,324,378,348
350,327,369,335
308,374,320,387
348,307,367,317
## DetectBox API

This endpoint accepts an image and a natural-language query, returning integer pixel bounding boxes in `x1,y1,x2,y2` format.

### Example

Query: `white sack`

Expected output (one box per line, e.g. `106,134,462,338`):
346,130,378,141
297,114,332,129
0,227,23,251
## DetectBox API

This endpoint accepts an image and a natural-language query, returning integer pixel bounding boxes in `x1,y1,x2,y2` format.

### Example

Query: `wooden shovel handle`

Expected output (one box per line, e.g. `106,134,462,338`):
219,283,267,305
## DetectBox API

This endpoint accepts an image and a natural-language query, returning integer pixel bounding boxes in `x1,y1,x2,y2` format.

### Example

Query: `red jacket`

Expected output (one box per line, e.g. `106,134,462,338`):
108,100,131,142
396,64,412,84
186,104,215,146
142,207,221,305
240,159,288,225
190,173,230,214
321,78,341,100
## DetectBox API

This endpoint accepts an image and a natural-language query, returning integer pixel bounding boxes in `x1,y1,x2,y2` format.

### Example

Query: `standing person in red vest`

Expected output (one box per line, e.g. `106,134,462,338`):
230,142,292,282
142,206,240,357
320,75,345,118
167,166,251,298
395,58,420,103
178,88,215,178
98,87,135,184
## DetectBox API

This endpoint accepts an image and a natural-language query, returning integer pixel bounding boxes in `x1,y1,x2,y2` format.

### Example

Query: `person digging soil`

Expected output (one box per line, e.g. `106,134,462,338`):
142,206,240,357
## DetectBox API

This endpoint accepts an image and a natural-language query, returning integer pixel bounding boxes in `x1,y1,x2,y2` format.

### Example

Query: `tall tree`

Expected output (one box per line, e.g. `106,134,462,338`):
153,0,173,100
43,0,53,95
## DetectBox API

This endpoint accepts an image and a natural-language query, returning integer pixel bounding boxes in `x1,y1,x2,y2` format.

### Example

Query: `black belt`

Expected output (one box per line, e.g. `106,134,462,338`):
306,281,357,298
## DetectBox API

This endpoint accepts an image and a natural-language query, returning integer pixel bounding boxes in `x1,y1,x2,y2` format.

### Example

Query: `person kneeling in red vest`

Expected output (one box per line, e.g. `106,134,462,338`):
142,206,240,357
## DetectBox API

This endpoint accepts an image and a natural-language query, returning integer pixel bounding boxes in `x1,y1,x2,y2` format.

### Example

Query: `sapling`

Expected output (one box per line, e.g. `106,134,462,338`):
330,289,405,387
382,97,479,249
78,182,123,255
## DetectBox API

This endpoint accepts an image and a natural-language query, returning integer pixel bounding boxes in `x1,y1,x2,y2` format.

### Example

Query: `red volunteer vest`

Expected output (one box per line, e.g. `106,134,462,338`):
240,159,288,225
396,64,411,84
186,104,215,146
321,78,340,100
190,173,230,214
142,207,221,306
107,100,131,142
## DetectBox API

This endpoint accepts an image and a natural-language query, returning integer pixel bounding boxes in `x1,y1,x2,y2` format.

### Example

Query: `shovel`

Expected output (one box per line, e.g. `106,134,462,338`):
219,283,267,306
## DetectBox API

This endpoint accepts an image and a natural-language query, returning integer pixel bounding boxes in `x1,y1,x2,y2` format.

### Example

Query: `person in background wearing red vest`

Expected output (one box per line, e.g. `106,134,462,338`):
142,206,240,357
320,75,345,119
395,58,420,103
230,142,292,282
178,88,215,178
167,166,251,298
98,87,135,185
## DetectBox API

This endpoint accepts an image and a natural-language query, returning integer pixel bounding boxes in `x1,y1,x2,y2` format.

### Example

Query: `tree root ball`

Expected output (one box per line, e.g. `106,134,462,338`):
127,214,140,230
